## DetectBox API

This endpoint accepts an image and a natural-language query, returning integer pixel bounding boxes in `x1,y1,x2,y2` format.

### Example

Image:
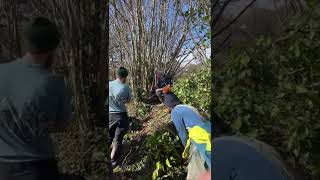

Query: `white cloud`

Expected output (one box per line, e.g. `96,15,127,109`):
180,53,194,66
180,48,211,66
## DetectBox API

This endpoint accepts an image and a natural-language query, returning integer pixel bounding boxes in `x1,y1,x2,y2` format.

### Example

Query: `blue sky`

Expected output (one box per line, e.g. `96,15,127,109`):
110,0,209,45
110,0,210,64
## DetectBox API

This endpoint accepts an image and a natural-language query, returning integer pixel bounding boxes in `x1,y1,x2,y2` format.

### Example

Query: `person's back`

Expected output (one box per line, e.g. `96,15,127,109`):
163,92,211,180
0,59,68,161
172,105,204,127
108,67,132,167
170,104,205,146
109,79,131,113
0,17,70,180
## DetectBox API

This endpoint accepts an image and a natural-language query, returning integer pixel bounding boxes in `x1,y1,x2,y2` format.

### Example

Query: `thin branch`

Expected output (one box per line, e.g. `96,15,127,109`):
213,0,257,38
212,0,232,28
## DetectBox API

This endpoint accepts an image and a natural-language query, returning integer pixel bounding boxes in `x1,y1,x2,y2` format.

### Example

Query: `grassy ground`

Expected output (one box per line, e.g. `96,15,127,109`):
113,103,182,180
50,102,185,180
51,128,109,180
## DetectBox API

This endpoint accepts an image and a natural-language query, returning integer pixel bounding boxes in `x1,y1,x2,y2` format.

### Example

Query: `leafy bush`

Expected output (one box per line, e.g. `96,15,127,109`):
173,60,211,118
132,101,152,119
143,131,186,180
214,9,320,179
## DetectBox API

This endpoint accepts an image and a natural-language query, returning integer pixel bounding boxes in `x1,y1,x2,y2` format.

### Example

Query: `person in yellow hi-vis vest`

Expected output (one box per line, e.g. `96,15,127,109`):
162,86,211,180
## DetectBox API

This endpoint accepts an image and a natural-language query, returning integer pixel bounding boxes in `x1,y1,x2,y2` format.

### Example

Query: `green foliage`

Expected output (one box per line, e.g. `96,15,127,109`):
173,60,211,118
133,101,152,119
214,10,320,179
144,131,186,180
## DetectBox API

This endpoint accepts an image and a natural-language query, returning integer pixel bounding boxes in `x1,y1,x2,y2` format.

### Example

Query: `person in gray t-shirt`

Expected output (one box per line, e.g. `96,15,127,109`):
0,17,71,180
108,67,132,167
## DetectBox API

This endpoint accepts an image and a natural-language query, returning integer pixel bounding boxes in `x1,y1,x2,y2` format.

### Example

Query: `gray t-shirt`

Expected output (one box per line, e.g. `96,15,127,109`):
0,58,71,162
108,79,132,113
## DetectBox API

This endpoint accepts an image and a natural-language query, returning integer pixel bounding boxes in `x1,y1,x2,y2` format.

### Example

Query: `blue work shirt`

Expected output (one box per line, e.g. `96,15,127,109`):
171,104,205,147
108,79,132,113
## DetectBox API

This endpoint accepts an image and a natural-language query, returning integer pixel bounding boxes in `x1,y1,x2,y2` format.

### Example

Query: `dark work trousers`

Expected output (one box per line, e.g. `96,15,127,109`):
108,112,129,162
0,159,60,180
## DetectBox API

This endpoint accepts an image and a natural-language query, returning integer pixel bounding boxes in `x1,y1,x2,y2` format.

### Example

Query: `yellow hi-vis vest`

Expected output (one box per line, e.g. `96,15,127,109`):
182,125,211,159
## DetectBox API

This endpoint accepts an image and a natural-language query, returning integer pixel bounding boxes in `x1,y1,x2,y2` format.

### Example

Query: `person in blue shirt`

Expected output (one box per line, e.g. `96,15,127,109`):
162,90,296,180
162,90,211,179
108,67,132,167
163,90,206,147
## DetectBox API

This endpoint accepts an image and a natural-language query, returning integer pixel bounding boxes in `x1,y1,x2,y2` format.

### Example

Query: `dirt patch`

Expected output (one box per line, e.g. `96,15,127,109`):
137,104,171,136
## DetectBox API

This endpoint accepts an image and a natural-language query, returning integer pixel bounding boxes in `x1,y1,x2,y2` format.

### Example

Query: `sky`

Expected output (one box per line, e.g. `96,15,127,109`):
179,1,210,65
110,0,210,66
181,48,211,66
144,0,210,66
